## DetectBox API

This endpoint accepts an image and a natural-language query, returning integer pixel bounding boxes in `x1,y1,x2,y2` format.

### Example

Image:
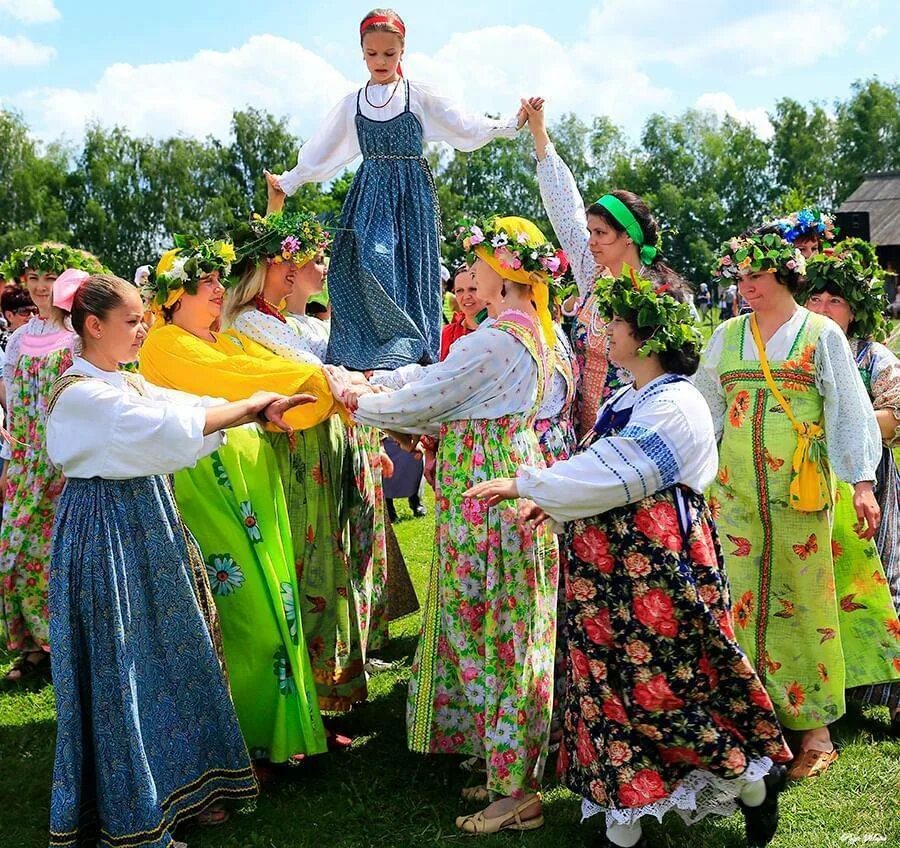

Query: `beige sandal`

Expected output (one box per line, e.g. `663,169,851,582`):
787,747,838,780
461,785,490,803
455,795,543,835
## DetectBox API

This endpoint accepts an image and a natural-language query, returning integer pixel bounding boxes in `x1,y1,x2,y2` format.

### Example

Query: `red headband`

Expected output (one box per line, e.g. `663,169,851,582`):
360,14,406,36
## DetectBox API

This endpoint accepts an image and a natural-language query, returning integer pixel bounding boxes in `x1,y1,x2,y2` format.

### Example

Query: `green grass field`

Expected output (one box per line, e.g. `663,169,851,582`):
2,495,899,848
1,322,899,847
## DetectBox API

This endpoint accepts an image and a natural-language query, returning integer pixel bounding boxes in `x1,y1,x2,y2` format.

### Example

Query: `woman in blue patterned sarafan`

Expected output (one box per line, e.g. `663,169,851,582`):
43,272,316,848
272,8,527,371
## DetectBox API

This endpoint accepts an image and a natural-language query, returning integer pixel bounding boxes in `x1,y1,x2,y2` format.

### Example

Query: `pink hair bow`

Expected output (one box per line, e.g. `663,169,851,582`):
53,268,91,311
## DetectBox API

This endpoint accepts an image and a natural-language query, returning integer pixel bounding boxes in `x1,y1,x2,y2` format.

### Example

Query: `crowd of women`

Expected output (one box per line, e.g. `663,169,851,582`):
0,8,899,848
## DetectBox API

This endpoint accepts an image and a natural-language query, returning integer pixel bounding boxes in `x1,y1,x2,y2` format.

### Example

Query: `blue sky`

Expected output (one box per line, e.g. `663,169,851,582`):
1,0,897,146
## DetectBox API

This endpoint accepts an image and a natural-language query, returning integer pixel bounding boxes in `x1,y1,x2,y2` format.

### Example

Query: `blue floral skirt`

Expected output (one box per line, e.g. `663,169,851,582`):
49,476,257,848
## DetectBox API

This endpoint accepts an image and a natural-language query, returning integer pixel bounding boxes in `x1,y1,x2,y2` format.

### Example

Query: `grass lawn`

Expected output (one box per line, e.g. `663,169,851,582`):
1,322,898,847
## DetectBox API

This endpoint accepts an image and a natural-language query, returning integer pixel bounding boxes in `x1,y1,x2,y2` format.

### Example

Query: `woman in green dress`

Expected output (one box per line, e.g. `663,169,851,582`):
802,240,900,728
139,236,341,768
695,231,900,779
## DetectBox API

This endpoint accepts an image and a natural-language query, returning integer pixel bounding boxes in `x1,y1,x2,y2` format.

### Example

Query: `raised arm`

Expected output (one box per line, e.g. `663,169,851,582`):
522,100,596,298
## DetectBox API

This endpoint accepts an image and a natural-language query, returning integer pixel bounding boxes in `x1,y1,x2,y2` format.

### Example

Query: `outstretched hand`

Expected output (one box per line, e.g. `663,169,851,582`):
520,97,546,132
260,393,318,433
464,477,520,506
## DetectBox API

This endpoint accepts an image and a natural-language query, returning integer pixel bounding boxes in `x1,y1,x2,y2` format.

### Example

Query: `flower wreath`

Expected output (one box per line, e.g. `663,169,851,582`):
800,238,888,342
714,232,806,281
594,265,702,357
233,210,331,273
143,234,236,308
455,215,569,282
0,242,105,282
770,208,837,244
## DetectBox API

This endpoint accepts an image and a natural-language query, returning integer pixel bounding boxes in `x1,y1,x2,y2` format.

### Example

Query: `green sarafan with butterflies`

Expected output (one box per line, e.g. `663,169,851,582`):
709,311,900,732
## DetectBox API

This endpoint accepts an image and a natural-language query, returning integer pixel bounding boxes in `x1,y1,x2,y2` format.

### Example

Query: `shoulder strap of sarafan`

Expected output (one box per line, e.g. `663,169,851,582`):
749,313,802,431
46,374,91,418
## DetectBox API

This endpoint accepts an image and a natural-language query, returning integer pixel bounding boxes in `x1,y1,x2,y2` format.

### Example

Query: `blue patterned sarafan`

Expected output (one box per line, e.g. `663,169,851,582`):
326,79,442,370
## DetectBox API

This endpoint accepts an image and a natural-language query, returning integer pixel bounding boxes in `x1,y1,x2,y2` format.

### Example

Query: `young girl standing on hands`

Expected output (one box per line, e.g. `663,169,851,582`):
272,8,527,371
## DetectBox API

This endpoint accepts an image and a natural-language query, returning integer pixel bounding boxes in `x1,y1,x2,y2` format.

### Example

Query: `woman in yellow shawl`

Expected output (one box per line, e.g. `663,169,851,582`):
347,216,561,835
139,236,344,771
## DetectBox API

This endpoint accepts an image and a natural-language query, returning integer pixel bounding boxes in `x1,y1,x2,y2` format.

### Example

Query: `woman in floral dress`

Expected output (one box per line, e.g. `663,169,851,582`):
138,236,344,768
349,216,562,835
0,243,104,681
802,240,900,729
223,207,368,713
695,232,900,779
468,269,792,848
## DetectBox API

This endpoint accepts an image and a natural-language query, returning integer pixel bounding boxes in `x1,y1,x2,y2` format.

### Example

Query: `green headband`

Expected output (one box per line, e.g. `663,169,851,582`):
595,194,658,265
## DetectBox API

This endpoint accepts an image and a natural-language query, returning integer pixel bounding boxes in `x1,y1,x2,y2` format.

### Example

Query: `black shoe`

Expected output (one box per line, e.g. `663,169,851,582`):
409,496,427,518
385,499,398,522
739,763,787,847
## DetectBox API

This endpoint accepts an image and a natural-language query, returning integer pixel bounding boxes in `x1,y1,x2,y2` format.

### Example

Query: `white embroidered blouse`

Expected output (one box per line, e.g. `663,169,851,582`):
694,307,881,483
517,375,718,523
47,358,226,479
277,80,519,194
356,321,540,436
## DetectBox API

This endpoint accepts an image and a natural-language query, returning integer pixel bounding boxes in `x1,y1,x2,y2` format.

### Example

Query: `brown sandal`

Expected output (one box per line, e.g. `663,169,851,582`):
787,747,838,780
455,795,543,835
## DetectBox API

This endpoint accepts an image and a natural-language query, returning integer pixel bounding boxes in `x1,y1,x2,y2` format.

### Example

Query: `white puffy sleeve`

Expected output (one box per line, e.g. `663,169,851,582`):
47,379,225,479
276,93,360,194
815,326,881,483
370,363,429,390
354,328,537,435
517,386,717,522
693,323,728,441
536,142,596,298
232,310,323,365
415,82,518,151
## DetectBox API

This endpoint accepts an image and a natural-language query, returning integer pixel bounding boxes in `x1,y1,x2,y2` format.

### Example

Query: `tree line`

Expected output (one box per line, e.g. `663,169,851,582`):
1,77,898,285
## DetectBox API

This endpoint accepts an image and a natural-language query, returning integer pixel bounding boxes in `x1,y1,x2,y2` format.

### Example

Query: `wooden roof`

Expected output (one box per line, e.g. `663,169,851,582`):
839,172,900,246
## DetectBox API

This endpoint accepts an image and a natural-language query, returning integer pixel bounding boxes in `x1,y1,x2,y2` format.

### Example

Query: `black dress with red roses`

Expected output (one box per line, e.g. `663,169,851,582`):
559,484,792,826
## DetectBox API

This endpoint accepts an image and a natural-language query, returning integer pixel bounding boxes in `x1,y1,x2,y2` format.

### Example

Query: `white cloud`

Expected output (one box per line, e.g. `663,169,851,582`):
694,92,773,140
408,24,669,130
658,9,848,76
0,0,60,24
0,33,55,66
16,35,354,142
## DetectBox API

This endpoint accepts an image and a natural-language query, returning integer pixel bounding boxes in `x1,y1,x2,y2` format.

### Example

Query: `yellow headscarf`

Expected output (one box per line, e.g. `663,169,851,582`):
473,216,556,349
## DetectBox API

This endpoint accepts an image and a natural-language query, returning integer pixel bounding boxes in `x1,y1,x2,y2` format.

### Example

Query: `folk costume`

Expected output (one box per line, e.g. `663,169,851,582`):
0,244,103,660
227,212,368,709
139,237,334,762
696,235,900,733
534,144,632,437
46,357,256,848
506,271,791,840
801,245,900,713
358,217,561,801
276,74,519,370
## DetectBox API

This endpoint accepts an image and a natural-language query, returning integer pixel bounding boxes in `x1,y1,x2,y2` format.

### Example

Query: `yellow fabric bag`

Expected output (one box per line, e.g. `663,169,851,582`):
750,314,831,512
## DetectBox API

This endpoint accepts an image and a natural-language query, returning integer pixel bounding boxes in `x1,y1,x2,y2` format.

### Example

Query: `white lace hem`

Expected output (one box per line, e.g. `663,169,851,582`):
581,756,773,828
